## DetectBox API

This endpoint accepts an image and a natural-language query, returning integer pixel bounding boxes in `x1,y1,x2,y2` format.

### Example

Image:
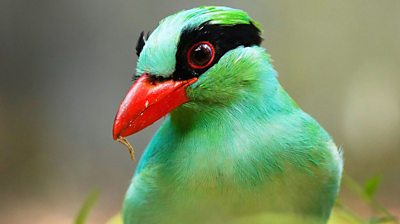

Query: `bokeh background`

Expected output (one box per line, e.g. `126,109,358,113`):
1,0,399,223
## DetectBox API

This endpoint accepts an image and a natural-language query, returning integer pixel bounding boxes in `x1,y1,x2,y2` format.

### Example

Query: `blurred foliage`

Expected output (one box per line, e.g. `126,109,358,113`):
106,213,123,224
364,176,381,200
75,189,100,224
330,174,398,224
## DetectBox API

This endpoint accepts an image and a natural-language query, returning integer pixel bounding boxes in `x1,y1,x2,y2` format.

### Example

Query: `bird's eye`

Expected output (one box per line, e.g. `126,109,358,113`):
187,41,215,70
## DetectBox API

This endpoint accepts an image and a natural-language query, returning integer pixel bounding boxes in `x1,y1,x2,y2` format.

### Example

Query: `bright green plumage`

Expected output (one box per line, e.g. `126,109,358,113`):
124,6,342,224
136,6,258,78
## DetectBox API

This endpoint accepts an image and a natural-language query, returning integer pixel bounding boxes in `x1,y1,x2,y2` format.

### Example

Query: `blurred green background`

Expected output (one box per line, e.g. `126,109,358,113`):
1,0,399,223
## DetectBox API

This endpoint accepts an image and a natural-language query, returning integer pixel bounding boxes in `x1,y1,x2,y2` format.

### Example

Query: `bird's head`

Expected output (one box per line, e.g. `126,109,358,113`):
113,6,278,139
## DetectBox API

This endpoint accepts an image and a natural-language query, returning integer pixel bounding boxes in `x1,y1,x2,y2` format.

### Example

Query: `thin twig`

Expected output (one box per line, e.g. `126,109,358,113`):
116,136,135,161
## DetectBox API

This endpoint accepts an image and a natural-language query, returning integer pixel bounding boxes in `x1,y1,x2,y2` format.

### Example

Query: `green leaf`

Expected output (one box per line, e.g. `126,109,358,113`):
75,189,100,224
363,176,381,199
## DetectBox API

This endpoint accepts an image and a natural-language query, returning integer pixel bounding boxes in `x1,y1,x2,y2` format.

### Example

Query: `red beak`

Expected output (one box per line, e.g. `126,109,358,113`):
112,74,197,140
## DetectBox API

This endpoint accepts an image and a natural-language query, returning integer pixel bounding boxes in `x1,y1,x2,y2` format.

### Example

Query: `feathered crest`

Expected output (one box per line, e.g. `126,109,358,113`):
135,31,151,56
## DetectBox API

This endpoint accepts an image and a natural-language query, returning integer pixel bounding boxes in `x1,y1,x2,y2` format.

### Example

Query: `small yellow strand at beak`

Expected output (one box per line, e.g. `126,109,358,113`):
116,136,135,161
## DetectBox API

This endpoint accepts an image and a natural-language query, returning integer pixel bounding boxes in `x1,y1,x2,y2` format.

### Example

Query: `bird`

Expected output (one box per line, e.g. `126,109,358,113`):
112,6,343,224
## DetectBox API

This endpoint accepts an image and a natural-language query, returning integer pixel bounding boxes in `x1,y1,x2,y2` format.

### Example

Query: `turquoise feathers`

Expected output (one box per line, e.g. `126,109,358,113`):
136,6,258,78
122,6,343,224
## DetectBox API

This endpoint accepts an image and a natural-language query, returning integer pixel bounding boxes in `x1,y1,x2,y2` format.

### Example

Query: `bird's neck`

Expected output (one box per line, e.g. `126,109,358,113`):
160,82,308,193
170,84,298,132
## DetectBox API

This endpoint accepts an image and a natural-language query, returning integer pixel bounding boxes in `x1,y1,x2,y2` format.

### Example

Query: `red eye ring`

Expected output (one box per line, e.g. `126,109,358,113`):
186,41,215,70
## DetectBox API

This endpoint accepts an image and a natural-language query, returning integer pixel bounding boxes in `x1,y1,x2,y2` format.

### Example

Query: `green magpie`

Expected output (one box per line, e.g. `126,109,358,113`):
112,6,343,224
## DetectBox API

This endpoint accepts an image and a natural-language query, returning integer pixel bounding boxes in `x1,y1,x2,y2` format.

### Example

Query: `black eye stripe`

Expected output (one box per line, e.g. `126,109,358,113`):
173,22,262,81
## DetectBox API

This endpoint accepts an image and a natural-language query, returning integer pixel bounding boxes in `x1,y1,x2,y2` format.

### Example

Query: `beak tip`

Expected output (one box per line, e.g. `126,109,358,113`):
112,75,197,141
112,119,122,140
112,133,119,141
112,129,119,141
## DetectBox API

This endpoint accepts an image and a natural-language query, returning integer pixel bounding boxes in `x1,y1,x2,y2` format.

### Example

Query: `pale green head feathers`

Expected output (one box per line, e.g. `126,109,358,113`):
136,6,261,77
136,6,279,108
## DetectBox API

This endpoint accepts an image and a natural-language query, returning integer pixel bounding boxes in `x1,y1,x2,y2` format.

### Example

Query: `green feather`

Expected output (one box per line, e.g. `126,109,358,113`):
125,6,342,224
136,6,258,78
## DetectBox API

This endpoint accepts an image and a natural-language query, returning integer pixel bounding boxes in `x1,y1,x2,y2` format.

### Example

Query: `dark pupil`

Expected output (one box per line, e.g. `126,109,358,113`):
190,44,212,66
